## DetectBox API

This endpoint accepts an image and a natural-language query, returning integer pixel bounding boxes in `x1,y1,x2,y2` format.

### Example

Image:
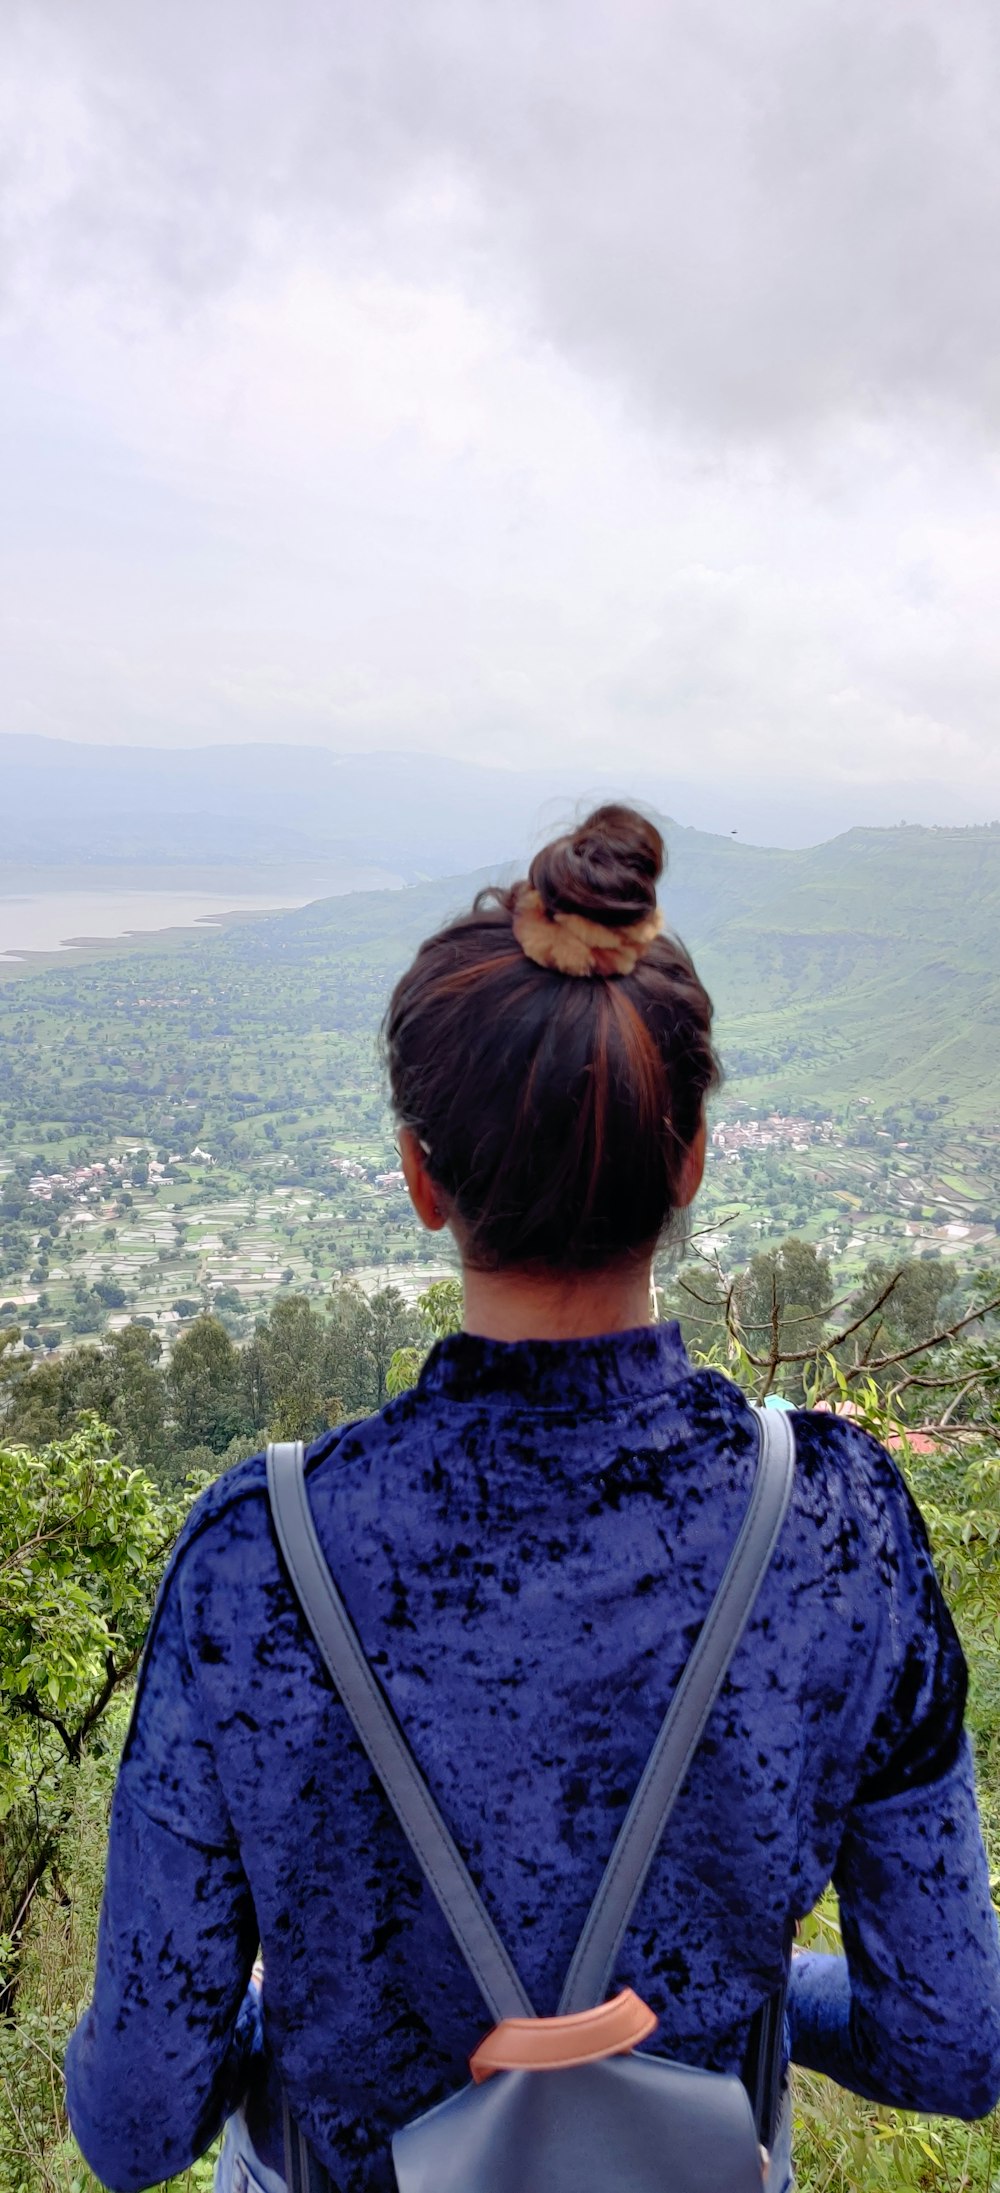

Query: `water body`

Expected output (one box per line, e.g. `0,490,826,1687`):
0,863,403,963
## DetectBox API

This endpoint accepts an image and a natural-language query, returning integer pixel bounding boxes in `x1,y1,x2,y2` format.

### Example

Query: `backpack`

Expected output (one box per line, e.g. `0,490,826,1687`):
266,1404,795,2193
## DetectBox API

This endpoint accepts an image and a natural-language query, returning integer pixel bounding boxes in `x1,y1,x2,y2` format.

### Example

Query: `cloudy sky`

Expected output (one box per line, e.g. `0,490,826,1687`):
3,0,1000,834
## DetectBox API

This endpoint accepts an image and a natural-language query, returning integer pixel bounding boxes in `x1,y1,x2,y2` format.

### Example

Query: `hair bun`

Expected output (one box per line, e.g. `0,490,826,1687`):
528,804,664,930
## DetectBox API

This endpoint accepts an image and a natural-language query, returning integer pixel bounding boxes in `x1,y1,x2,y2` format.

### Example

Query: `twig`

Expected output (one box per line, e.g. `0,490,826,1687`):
684,1212,740,1242
853,1291,1000,1374
731,1285,1000,1375
939,1373,981,1427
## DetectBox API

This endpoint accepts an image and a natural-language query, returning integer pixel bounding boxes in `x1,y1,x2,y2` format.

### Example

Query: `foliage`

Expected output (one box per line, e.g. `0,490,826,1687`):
849,1256,958,1351
0,1419,194,1821
384,1347,424,1400
4,824,1000,2185
417,1279,464,1340
327,1283,422,1412
169,1316,243,1453
0,1328,172,1479
669,1239,1000,1428
4,1361,1000,2189
386,1277,464,1396
242,1294,332,1441
1,1287,423,1488
1,1231,999,2191
0,1415,200,2040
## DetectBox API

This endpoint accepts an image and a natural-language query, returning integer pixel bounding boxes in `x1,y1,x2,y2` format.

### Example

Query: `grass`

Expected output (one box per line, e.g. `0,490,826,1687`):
0,1720,216,2193
794,2077,993,2193
791,1899,1000,2192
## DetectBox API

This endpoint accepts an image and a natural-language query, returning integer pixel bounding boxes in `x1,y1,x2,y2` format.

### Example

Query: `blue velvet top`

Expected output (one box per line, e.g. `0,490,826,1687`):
66,1325,1000,2192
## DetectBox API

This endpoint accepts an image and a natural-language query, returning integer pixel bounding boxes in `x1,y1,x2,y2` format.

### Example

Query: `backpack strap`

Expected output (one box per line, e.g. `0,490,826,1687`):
265,1403,794,2031
266,1440,534,2023
559,1404,795,2011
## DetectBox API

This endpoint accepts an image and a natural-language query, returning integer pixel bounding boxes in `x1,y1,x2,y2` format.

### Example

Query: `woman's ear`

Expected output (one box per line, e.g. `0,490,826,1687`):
675,1117,707,1210
398,1126,449,1233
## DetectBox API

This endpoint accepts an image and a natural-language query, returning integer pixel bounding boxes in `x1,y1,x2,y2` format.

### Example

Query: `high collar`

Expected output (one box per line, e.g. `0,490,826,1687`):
416,1320,693,1411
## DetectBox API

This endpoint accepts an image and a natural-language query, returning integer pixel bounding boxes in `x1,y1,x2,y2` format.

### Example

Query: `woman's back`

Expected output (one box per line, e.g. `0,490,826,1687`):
66,806,1000,2193
67,1322,988,2191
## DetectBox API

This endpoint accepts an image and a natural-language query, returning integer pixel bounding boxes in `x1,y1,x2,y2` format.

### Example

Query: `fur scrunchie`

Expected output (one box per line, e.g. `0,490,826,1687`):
511,887,662,978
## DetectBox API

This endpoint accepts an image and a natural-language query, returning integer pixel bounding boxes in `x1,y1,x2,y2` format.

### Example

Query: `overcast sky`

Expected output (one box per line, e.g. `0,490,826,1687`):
3,0,1000,832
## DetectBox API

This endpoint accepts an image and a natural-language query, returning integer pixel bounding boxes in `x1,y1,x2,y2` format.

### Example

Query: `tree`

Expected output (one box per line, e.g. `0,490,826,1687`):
101,1325,172,1478
849,1257,956,1353
250,1294,330,1440
731,1240,834,1401
385,1278,463,1397
0,1326,28,1415
0,1418,196,1992
366,1286,421,1406
418,1277,463,1340
0,1325,172,1481
326,1282,421,1413
734,1241,832,1328
1,1418,190,1807
168,1315,243,1454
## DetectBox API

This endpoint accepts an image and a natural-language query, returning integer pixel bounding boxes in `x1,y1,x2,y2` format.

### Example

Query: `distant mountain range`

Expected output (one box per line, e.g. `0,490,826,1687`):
1,735,540,874
1,735,708,876
5,732,988,869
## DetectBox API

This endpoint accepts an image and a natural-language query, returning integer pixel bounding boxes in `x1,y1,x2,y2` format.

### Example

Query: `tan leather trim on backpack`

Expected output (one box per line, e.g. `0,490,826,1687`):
469,1987,659,2083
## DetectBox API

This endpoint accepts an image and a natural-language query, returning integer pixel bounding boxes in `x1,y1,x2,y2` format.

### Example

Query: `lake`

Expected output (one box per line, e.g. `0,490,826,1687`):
0,862,404,963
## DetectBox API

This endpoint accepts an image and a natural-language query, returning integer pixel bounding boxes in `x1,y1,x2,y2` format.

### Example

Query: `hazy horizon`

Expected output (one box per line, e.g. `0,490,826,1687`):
5,729,1000,858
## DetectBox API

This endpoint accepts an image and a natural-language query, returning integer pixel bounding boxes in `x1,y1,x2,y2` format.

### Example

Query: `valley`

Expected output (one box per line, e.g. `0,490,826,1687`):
1,817,998,1354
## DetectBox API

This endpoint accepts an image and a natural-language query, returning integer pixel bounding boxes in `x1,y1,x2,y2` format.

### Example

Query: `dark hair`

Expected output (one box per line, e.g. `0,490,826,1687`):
383,804,720,1270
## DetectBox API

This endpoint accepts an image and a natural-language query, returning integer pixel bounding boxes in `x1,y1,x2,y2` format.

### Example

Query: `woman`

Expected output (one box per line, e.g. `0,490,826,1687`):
67,805,1000,2193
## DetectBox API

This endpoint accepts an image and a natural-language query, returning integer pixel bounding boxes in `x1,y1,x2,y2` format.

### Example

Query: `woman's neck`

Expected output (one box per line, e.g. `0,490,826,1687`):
461,1257,655,1343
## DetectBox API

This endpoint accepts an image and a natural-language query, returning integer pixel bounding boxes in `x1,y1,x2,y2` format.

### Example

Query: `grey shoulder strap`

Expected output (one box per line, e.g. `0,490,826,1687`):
266,1405,794,2024
558,1404,794,2011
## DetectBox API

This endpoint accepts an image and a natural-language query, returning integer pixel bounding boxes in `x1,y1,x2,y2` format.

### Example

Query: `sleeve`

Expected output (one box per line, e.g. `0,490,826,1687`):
789,1433,1000,2120
790,1741,1000,2117
64,1529,261,2193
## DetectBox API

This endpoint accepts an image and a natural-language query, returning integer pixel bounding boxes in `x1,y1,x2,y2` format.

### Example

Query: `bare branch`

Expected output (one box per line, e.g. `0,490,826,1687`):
16,1696,76,1758
851,1291,1000,1375
685,1212,740,1243
823,1270,905,1353
939,1374,981,1428
765,1273,781,1400
729,1285,1000,1375
676,1281,728,1311
892,1365,1000,1393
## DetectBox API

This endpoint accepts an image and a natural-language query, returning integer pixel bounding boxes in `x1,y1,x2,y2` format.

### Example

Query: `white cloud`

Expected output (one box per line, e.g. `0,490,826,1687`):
1,0,999,829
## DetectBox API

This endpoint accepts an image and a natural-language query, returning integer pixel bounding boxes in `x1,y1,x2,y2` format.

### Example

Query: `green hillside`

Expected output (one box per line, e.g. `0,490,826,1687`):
213,817,999,1114
3,819,997,1134
689,824,1000,1112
